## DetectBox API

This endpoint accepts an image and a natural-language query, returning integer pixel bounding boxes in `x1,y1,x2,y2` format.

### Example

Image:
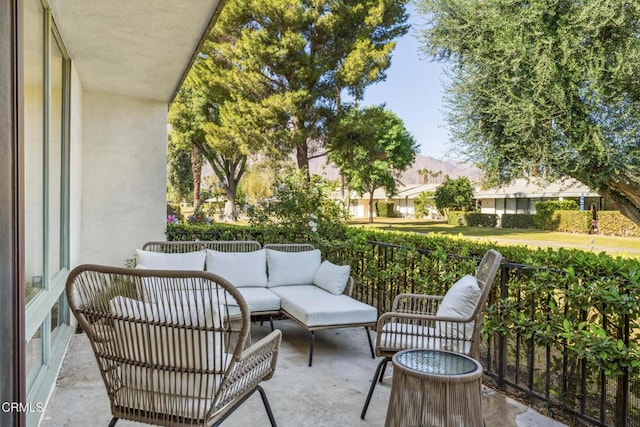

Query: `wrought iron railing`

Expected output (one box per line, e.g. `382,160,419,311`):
332,241,638,427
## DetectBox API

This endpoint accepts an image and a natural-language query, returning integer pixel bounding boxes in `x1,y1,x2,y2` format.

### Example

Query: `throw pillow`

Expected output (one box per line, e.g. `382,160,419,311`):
313,260,350,295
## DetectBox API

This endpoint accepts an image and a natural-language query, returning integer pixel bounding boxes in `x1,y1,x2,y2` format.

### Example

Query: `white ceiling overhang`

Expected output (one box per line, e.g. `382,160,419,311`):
48,0,223,102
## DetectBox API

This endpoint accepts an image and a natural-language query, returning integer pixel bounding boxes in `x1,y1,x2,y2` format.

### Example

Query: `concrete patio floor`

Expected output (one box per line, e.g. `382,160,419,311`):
41,322,566,427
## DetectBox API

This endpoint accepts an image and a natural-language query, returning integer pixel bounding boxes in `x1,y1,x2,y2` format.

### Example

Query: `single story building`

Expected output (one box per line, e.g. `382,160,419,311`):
347,179,604,220
474,178,605,218
349,183,440,219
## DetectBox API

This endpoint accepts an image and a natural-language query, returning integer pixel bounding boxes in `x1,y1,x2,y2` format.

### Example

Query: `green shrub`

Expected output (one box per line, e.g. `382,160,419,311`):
247,168,350,243
465,213,497,227
447,211,465,225
447,211,495,227
501,214,534,229
528,208,640,237
414,191,436,218
375,201,396,217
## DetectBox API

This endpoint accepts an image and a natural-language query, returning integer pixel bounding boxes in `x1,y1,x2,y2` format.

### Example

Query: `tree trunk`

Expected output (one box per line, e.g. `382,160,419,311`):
369,193,375,223
191,144,202,210
292,115,310,179
223,176,237,222
296,142,309,171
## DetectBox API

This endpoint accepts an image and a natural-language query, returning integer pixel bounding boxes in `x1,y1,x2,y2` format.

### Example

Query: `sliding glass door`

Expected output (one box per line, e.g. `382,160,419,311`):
23,1,72,424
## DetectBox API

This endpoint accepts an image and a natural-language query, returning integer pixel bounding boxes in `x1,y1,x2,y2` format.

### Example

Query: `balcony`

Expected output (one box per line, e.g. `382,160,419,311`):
42,322,564,426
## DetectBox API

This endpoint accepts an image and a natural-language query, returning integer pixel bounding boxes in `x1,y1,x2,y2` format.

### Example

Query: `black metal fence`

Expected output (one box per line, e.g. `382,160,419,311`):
336,241,638,427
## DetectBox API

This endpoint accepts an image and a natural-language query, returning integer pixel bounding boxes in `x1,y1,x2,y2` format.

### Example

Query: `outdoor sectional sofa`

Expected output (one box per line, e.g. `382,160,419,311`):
137,241,377,366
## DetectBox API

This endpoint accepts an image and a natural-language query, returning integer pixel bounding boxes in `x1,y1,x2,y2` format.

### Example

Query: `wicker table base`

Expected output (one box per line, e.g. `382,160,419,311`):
385,349,483,427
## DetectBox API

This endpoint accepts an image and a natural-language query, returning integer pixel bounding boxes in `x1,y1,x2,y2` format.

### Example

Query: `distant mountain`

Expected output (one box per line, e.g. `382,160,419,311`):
308,153,482,184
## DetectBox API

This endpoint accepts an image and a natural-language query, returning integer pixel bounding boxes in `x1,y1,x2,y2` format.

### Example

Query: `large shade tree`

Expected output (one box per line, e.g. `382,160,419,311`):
169,75,249,221
330,106,418,222
434,176,473,218
205,0,410,172
417,0,640,225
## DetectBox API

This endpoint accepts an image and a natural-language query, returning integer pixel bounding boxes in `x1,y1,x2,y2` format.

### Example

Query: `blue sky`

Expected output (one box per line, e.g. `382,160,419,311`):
361,9,452,159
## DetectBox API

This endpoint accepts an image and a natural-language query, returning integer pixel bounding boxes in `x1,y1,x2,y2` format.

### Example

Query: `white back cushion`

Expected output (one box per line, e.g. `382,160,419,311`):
436,274,481,342
313,260,350,295
436,275,481,319
109,296,224,370
135,249,206,270
266,249,321,287
205,249,267,288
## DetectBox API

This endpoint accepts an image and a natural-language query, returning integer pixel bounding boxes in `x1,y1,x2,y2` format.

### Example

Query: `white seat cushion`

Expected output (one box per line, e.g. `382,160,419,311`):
135,249,206,270
236,287,282,313
270,285,377,327
378,323,441,350
378,322,471,354
205,249,268,288
266,249,321,287
313,260,350,295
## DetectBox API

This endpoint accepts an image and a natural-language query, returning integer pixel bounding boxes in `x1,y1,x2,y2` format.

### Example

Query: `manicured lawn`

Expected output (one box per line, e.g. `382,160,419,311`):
349,218,640,256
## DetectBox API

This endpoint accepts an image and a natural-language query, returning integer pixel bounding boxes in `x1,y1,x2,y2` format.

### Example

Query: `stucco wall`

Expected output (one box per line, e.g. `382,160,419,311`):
81,91,167,266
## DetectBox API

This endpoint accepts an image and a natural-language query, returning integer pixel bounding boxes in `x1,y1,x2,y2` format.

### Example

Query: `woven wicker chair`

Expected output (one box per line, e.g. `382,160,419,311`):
360,249,503,420
66,264,282,427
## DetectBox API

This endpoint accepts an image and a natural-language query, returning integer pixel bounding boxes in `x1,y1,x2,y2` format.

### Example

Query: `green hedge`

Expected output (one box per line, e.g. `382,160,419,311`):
597,211,640,237
444,201,640,237
447,211,496,227
528,209,640,236
165,225,640,366
501,213,534,229
551,210,591,233
533,200,579,229
466,213,497,227
166,222,637,272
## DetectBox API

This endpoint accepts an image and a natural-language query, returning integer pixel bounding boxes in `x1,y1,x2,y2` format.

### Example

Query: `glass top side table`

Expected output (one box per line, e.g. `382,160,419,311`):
395,348,479,376
385,349,483,427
